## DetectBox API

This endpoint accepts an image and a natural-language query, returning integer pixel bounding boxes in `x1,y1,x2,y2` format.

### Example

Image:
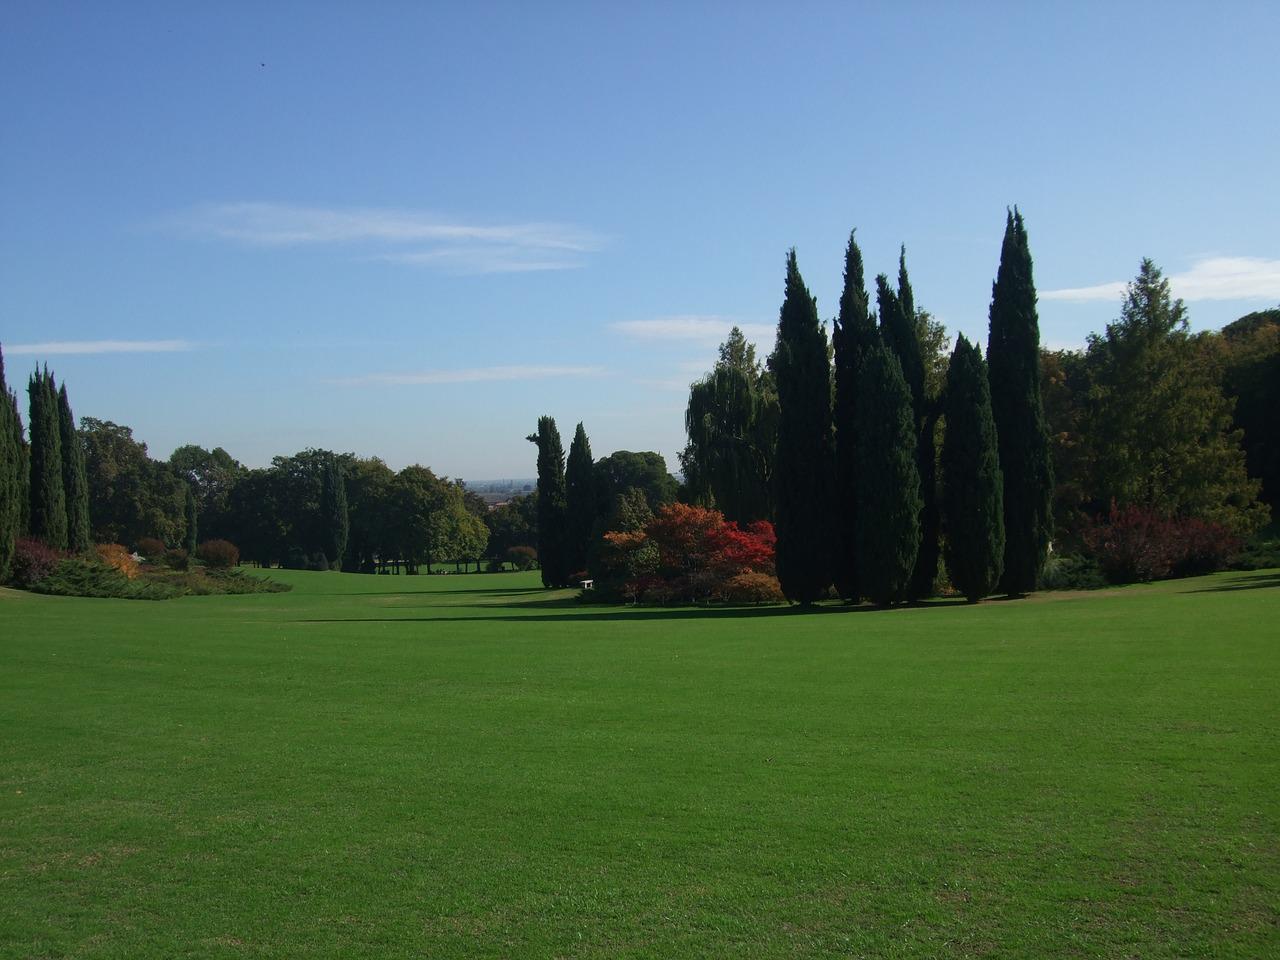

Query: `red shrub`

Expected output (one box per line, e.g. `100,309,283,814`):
505,545,537,570
10,538,65,588
1083,503,1241,584
135,537,167,560
723,571,785,604
196,539,240,569
1171,517,1241,577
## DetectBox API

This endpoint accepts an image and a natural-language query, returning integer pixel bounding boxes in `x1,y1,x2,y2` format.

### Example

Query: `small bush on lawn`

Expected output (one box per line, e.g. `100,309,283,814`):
1039,554,1107,591
196,539,240,569
723,571,785,604
1230,536,1280,571
10,538,65,588
506,546,537,571
1171,519,1242,577
164,548,189,571
135,537,167,561
486,558,506,573
1082,503,1241,584
96,543,140,579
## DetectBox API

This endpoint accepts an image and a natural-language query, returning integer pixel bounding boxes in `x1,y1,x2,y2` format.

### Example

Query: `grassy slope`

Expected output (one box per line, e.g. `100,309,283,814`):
1,569,1277,958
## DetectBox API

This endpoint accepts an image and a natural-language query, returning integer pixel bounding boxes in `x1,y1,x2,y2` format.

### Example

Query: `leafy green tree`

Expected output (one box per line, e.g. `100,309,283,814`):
941,335,1005,602
1220,309,1280,511
854,340,921,605
56,383,91,552
769,249,833,604
183,482,198,555
987,208,1053,594
831,230,877,600
484,492,537,560
1082,260,1266,534
225,468,289,567
0,346,23,580
527,416,570,587
169,445,246,541
27,369,67,548
342,456,396,572
681,327,777,523
80,418,186,547
319,459,349,569
593,450,678,515
564,422,596,574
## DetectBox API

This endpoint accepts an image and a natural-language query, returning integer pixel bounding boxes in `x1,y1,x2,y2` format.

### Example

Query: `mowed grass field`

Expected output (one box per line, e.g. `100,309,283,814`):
1,568,1277,959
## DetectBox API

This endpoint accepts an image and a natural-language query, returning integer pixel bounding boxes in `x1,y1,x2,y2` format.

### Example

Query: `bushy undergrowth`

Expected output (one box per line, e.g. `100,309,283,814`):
1038,553,1108,591
1081,504,1241,584
18,550,291,600
34,558,183,600
11,538,65,588
1228,535,1280,571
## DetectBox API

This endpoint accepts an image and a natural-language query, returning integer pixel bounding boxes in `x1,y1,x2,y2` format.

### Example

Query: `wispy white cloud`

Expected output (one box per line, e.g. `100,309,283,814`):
1043,256,1280,303
331,365,606,387
5,339,196,356
613,315,775,346
167,202,604,274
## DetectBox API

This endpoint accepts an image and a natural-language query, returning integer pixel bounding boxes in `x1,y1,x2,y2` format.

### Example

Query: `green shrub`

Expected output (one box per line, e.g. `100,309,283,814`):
164,548,189,571
33,557,183,600
1039,554,1107,591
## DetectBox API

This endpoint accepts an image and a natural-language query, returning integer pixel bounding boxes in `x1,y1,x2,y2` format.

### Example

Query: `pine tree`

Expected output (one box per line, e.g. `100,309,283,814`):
853,339,921,606
527,416,570,587
987,208,1053,594
319,460,348,569
0,346,22,581
564,422,596,576
769,249,833,604
830,230,876,600
941,335,1005,602
27,368,67,548
57,383,91,552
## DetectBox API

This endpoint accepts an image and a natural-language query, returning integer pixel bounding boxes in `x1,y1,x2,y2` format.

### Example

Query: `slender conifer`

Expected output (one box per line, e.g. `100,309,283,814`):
0,346,22,580
987,209,1053,594
831,231,876,601
564,422,596,575
941,335,1004,601
528,416,570,587
57,382,91,552
27,368,67,548
770,250,833,604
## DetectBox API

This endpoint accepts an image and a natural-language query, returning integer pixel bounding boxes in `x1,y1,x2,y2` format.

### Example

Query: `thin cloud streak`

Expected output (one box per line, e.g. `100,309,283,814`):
5,339,196,356
613,315,775,346
1043,256,1280,303
169,202,604,274
331,365,607,387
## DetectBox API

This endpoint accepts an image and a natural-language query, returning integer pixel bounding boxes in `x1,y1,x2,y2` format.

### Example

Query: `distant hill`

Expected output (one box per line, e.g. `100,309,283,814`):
1222,308,1280,341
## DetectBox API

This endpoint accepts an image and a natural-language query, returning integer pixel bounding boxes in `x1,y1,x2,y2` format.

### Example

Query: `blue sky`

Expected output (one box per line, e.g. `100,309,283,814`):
3,1,1277,479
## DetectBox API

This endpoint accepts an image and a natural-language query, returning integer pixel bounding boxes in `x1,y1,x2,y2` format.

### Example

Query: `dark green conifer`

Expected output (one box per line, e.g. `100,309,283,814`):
564,422,596,575
319,460,348,569
0,346,23,580
831,230,876,601
853,339,921,606
57,383,91,552
27,368,67,548
770,249,833,604
527,416,570,587
987,209,1053,594
184,482,199,556
941,335,1005,602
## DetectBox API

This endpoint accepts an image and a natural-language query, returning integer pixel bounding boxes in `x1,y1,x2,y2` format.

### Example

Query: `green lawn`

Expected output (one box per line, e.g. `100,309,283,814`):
2,568,1277,958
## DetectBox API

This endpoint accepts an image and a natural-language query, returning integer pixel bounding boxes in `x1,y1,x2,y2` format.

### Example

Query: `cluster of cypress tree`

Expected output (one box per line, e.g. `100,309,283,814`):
528,416,571,587
21,367,91,553
319,459,349,570
771,210,1052,605
0,347,27,580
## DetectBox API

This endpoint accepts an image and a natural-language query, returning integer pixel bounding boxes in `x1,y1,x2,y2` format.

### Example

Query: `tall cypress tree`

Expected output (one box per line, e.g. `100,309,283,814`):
880,253,940,599
564,422,596,575
184,481,199,555
831,230,877,601
987,209,1053,594
770,249,833,604
57,383,91,552
319,460,348,569
854,339,921,606
0,346,22,580
527,416,569,587
27,368,67,549
941,335,1005,602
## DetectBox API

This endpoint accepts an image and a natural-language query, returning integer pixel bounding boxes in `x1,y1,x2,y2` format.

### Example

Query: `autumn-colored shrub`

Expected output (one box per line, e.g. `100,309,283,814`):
95,543,140,579
196,539,240,569
10,538,65,588
135,537,167,561
1082,503,1241,584
723,571,785,604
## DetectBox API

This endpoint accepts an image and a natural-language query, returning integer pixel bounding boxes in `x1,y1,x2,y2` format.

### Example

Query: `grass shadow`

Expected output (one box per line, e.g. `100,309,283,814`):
1186,572,1280,594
